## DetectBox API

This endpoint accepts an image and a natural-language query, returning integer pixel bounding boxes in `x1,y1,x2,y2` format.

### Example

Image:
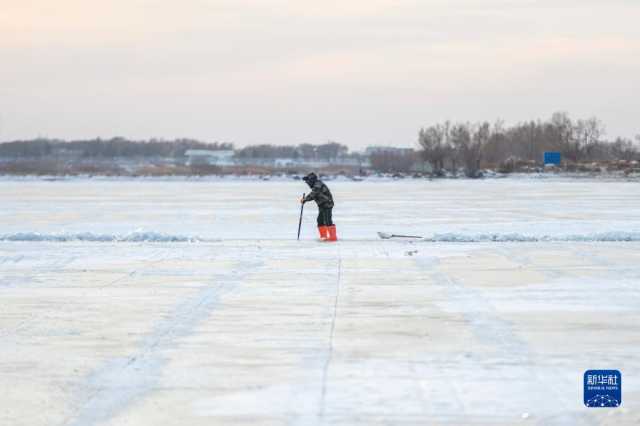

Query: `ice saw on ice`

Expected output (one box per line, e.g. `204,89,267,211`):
377,232,423,240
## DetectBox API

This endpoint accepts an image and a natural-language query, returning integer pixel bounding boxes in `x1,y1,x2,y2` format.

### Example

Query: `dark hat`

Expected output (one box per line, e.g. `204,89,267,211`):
302,172,318,184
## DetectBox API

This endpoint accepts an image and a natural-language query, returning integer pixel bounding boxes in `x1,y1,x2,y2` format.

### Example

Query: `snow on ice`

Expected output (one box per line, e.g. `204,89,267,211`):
1,178,639,425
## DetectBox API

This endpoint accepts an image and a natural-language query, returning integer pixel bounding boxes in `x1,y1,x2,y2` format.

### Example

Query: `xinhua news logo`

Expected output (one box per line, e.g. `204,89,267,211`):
584,370,621,408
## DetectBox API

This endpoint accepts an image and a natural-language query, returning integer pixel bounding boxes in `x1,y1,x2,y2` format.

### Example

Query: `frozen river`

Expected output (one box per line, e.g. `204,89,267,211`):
1,178,639,425
2,178,640,241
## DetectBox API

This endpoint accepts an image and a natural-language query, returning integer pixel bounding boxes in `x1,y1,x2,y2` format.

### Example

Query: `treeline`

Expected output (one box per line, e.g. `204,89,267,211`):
0,137,232,159
0,138,357,162
1,112,639,177
368,150,416,173
235,142,351,161
418,112,640,177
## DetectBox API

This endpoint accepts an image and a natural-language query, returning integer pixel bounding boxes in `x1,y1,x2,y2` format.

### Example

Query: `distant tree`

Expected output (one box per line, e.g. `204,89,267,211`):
573,117,604,161
416,113,621,173
234,142,348,163
447,122,488,177
449,123,471,174
467,122,489,177
369,150,416,173
609,137,639,161
550,111,574,158
316,141,348,161
0,138,54,158
418,122,450,175
482,121,509,166
297,144,316,160
0,138,231,160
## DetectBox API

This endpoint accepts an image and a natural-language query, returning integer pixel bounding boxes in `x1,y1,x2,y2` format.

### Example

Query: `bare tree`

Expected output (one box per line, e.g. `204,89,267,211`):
418,122,450,175
316,141,348,161
449,123,470,175
574,117,604,160
297,144,316,160
550,111,574,159
369,150,416,173
609,138,638,161
467,122,489,177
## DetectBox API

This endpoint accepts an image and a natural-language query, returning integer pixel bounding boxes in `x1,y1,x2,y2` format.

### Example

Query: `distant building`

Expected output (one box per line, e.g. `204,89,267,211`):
410,160,433,174
185,149,235,166
365,146,414,156
236,157,364,168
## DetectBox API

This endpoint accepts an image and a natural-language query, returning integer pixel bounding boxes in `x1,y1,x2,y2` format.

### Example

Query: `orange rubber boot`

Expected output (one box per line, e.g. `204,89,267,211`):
318,226,328,240
327,225,338,242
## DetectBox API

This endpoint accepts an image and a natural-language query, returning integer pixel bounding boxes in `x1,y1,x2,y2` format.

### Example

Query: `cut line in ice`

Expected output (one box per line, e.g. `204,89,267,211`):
427,231,640,242
2,231,640,243
0,232,204,243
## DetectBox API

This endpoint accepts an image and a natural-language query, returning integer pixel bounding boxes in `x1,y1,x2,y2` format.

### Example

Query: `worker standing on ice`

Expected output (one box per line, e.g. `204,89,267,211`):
301,172,337,241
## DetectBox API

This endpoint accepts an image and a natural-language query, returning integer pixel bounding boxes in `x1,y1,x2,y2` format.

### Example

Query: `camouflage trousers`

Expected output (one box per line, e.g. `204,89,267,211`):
317,207,333,226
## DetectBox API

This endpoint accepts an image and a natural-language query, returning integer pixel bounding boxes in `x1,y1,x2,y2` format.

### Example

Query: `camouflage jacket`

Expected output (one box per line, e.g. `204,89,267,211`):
303,180,334,208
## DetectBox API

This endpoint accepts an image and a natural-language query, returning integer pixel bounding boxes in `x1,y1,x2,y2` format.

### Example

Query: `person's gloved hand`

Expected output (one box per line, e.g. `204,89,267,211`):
300,197,305,204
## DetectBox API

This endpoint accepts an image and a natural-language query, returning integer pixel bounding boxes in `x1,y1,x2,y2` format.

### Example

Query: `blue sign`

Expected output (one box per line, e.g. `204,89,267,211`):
584,370,621,407
544,151,562,165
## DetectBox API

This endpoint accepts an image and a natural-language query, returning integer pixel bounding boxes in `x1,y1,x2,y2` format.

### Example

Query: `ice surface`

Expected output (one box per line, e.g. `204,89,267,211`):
1,179,639,425
1,178,640,241
0,231,200,242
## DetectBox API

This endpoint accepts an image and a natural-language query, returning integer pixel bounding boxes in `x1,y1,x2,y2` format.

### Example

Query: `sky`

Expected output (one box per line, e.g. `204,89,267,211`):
0,0,639,149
